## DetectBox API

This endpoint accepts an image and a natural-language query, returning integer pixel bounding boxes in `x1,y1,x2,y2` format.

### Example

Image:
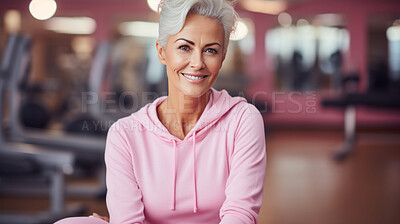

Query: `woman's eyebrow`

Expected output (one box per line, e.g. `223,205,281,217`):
175,38,195,45
174,38,222,48
205,42,222,48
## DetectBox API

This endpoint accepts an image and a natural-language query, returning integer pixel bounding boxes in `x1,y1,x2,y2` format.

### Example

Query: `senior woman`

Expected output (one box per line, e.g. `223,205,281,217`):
56,0,266,223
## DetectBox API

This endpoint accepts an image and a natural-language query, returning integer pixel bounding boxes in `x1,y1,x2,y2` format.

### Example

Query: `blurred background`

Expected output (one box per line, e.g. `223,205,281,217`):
0,0,399,223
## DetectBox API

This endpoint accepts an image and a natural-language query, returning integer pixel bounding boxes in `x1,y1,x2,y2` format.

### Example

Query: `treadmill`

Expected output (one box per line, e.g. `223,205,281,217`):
0,34,85,224
3,34,105,197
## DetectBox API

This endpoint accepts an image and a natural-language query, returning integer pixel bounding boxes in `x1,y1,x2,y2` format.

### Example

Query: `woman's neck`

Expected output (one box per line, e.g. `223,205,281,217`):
157,90,209,139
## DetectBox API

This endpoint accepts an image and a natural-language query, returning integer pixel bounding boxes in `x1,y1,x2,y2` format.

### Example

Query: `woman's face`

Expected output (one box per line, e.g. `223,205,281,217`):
156,14,226,98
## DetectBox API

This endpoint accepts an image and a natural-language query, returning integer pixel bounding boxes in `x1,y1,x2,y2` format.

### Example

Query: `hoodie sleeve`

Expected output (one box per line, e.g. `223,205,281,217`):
105,122,145,224
219,104,267,224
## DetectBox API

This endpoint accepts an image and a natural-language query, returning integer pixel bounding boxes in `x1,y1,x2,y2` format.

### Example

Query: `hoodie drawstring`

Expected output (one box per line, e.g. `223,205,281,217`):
170,132,198,213
192,131,198,213
171,139,177,211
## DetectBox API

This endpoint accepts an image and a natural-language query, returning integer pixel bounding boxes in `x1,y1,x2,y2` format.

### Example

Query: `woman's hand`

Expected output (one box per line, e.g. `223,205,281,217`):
91,213,110,223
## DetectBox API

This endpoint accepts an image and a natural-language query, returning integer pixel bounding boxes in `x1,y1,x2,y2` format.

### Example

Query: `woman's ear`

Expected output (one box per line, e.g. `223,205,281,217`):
156,41,167,65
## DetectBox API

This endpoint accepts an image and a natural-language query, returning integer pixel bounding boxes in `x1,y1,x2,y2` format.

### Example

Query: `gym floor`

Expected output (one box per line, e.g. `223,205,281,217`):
1,128,399,224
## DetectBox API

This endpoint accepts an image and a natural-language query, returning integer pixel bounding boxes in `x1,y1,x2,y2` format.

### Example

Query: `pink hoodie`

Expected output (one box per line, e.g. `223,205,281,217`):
105,88,266,224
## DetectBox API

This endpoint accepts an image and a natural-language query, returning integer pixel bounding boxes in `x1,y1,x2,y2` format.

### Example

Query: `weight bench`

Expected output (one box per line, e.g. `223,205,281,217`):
322,91,400,160
0,150,85,224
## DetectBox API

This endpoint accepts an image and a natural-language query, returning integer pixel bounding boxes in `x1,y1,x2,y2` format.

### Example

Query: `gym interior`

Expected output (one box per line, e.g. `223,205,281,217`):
0,0,399,223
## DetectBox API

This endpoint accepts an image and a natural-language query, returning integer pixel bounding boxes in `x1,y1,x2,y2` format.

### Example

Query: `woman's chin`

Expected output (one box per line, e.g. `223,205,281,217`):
181,86,210,99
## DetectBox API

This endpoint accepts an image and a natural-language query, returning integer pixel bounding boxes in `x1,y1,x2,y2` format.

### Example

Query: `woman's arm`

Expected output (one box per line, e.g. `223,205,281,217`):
219,104,267,224
105,122,145,224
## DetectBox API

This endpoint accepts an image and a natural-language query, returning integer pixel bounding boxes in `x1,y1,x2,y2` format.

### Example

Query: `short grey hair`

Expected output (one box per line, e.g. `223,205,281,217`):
158,0,238,52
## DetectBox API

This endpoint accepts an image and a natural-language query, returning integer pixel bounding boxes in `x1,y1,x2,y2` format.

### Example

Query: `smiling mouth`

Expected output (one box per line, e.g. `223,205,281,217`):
182,73,208,80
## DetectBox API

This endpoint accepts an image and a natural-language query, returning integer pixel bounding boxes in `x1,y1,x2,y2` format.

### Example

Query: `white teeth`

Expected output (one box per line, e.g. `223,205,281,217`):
182,74,206,80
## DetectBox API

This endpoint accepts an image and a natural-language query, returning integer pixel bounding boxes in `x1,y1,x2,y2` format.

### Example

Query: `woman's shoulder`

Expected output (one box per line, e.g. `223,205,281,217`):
109,114,140,132
106,111,149,140
107,98,164,137
211,88,260,113
226,98,262,121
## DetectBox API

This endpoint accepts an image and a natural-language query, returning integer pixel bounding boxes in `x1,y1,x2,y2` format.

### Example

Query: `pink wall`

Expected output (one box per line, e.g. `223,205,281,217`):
1,0,400,128
237,0,400,128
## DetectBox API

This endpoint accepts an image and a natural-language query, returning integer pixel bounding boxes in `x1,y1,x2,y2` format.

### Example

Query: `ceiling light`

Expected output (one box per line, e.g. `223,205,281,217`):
4,10,21,33
45,17,96,34
278,12,292,27
119,21,159,38
147,0,160,12
231,20,249,41
387,25,400,42
240,0,287,15
29,0,57,20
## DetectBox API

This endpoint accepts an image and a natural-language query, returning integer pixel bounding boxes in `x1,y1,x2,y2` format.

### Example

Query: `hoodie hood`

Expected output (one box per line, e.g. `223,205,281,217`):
132,88,246,142
129,88,246,213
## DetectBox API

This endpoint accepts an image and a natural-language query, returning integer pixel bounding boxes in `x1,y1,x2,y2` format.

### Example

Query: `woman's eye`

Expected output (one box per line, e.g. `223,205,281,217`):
205,48,218,54
178,45,190,51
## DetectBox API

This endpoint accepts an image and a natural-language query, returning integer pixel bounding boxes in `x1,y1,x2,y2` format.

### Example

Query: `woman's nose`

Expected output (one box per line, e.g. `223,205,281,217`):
190,50,205,70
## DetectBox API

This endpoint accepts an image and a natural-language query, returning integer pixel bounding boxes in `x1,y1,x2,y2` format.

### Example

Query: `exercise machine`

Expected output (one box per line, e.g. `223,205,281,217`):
0,34,85,224
1,34,106,197
322,71,400,160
